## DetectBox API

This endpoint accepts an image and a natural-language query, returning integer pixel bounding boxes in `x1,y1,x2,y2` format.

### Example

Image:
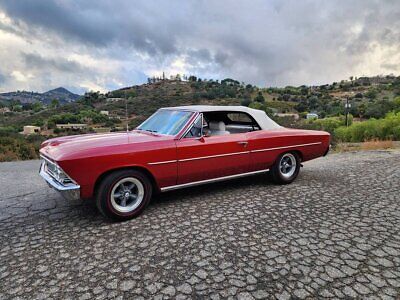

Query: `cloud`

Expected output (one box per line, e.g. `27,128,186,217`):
22,52,84,73
0,0,399,92
381,63,399,71
0,72,5,84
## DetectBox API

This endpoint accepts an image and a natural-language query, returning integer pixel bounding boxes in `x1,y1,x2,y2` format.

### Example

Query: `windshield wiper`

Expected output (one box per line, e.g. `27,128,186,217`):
137,128,159,134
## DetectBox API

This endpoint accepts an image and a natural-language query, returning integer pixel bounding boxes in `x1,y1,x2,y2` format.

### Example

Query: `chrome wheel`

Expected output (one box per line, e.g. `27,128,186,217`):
110,177,145,213
279,153,297,179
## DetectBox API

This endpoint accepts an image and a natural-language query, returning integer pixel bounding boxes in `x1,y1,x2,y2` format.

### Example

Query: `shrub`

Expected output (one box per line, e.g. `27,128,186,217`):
299,116,347,134
0,136,39,161
241,98,252,107
334,112,400,142
254,92,265,103
249,102,265,110
0,126,18,136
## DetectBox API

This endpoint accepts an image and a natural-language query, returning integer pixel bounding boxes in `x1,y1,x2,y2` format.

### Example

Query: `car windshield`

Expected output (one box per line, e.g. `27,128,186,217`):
137,109,194,135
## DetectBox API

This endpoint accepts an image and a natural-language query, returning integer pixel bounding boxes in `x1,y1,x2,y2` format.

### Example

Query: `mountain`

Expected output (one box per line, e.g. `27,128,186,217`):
0,87,80,105
42,87,81,104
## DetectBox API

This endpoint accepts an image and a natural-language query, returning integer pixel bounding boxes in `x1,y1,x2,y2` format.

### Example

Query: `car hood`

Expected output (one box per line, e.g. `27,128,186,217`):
40,131,169,161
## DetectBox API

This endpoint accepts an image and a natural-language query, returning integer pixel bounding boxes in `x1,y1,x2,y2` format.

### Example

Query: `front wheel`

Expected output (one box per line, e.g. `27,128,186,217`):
270,152,300,184
96,170,152,221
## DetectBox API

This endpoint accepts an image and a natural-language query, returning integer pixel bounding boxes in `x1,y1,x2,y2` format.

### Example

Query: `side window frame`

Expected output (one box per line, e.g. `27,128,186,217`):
224,111,261,132
182,113,204,139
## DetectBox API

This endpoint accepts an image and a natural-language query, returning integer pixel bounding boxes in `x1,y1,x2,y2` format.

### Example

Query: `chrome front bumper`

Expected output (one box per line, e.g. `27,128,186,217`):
39,162,81,201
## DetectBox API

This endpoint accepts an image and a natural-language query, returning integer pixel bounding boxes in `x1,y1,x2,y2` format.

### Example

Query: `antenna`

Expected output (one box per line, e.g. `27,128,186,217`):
125,99,129,132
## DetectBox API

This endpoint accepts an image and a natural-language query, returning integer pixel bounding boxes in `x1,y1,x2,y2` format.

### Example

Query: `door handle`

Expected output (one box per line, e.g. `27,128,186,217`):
237,141,248,147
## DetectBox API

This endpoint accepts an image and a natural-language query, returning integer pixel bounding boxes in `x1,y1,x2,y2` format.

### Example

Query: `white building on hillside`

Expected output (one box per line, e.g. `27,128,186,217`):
22,126,41,135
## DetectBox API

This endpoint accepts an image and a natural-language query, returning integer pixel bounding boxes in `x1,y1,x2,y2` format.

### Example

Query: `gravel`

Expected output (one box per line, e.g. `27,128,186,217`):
0,150,399,299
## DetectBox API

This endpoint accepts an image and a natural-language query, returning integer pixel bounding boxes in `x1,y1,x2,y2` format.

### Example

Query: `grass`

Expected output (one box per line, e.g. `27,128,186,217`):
334,140,397,153
361,140,395,150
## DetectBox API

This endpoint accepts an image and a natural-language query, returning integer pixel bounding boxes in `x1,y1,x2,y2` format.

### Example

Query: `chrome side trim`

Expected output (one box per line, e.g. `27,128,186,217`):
160,168,269,192
250,142,322,153
148,142,322,166
179,151,250,162
148,160,178,165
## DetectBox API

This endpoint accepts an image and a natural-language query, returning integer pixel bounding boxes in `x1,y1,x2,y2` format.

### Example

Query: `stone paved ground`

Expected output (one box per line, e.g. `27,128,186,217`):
0,150,400,299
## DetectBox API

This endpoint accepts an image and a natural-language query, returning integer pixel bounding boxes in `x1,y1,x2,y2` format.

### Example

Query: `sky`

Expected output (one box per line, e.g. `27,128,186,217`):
0,0,399,94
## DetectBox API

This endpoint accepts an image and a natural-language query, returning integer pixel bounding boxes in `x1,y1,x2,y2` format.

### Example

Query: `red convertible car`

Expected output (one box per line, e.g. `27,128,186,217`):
39,105,330,220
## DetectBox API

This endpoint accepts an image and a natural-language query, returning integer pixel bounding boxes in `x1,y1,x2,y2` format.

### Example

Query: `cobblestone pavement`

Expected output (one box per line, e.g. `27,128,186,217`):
1,150,400,299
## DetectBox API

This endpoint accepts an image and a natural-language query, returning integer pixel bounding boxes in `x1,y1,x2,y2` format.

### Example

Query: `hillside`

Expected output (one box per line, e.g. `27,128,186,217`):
0,78,251,129
1,75,400,130
0,87,80,105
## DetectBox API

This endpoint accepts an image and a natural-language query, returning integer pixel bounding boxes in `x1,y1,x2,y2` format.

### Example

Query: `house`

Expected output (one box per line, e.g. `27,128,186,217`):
100,110,109,116
306,113,319,120
110,114,122,120
106,98,124,102
22,125,41,135
275,113,299,120
56,123,87,130
0,107,10,113
93,127,111,133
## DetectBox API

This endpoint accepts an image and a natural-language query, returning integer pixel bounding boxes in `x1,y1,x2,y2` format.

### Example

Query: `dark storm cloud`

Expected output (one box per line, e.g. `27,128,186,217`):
0,0,180,56
0,0,399,89
22,52,84,73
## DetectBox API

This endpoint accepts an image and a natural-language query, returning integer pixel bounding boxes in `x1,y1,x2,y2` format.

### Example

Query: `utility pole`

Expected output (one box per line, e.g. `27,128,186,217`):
345,97,351,127
126,99,129,132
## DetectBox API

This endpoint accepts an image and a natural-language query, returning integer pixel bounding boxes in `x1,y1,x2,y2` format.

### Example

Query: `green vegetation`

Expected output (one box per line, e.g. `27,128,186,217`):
334,112,400,142
47,110,110,128
299,115,353,135
0,128,46,161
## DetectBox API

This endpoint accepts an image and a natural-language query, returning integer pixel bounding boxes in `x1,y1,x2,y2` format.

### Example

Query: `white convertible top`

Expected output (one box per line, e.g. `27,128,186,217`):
164,105,281,130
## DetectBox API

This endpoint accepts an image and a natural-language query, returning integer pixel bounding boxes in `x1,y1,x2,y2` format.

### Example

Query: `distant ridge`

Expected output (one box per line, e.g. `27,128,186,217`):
0,87,81,105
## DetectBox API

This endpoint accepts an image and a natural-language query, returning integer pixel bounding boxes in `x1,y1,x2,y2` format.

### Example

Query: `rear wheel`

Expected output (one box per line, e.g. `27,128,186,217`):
270,152,300,184
96,170,152,221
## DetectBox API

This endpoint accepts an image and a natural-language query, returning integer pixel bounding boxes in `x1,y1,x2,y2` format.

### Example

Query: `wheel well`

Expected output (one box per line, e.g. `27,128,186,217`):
291,150,303,162
93,166,158,197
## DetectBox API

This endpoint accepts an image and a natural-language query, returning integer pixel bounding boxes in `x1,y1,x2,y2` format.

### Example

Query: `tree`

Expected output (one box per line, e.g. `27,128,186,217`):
254,91,265,103
50,99,60,109
358,103,366,119
188,75,197,82
354,93,363,99
394,96,400,112
241,98,252,107
300,86,309,95
365,88,377,100
32,102,43,112
221,78,239,86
